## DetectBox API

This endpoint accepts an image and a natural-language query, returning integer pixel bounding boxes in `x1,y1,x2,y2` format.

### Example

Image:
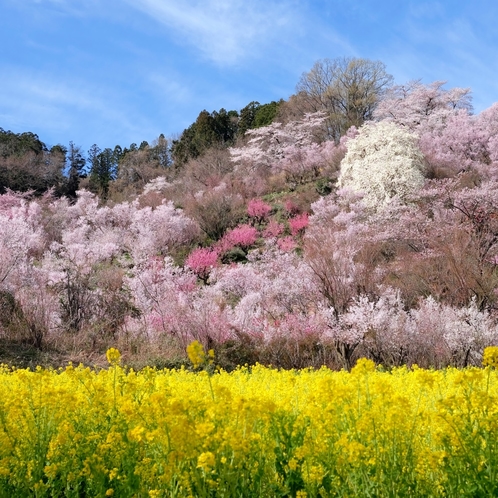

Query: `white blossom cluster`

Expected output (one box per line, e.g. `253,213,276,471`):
338,121,426,208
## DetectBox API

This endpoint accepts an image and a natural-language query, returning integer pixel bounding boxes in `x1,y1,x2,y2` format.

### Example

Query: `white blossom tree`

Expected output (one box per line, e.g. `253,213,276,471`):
338,121,426,208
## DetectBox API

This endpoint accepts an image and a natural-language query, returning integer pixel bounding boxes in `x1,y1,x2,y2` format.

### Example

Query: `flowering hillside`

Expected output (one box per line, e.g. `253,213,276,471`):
1,81,498,369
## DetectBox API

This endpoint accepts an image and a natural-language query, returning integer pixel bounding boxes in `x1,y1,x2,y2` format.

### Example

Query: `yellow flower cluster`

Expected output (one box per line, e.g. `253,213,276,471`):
483,345,498,368
106,347,121,366
0,354,498,496
186,340,214,369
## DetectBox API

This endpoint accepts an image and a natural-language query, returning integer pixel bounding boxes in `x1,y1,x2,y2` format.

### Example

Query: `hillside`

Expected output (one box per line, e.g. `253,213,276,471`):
1,69,498,370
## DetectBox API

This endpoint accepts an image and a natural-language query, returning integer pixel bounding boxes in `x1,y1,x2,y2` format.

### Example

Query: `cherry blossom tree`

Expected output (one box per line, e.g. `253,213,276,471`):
374,80,472,131
229,112,332,187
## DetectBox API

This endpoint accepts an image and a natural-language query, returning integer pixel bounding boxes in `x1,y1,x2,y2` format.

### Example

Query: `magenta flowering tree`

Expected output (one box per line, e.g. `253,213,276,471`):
215,224,259,258
185,247,219,283
247,198,272,222
289,213,309,236
277,236,297,252
225,224,258,248
262,220,285,239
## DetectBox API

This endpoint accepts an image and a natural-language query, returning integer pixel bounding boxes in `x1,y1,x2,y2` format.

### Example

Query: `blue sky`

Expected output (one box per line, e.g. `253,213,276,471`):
1,0,497,154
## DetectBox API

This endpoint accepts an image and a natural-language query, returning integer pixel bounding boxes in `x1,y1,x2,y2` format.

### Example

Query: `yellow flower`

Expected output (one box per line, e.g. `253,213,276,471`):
105,489,114,496
128,426,145,443
109,468,119,481
197,451,216,470
351,357,376,374
483,346,498,368
187,340,206,369
106,348,121,366
208,349,215,365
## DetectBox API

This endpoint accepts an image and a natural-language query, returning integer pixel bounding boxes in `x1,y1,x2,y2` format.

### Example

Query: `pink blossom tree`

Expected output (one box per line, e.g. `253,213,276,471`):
289,213,309,236
247,198,272,222
374,80,472,131
185,247,219,283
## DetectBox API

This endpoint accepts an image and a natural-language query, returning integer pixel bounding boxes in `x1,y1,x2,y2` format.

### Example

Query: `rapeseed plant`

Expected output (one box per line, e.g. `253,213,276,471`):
0,353,497,496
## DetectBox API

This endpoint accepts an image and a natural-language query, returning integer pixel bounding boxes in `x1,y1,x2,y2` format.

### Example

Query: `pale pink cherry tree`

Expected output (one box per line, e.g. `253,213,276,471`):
478,103,498,165
13,264,60,348
127,199,200,265
303,189,384,367
373,81,489,178
335,289,414,367
229,112,329,189
419,109,491,176
326,288,498,368
39,192,128,335
305,188,379,315
230,111,328,166
125,256,233,348
0,207,45,291
374,80,473,131
43,236,122,334
410,296,498,367
210,248,324,343
0,198,53,348
364,173,498,312
136,264,234,348
272,142,330,185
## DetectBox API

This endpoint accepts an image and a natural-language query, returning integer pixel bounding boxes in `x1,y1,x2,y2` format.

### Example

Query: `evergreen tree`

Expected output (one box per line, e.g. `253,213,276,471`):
88,145,117,200
66,142,86,198
149,134,171,169
0,128,47,157
171,108,239,167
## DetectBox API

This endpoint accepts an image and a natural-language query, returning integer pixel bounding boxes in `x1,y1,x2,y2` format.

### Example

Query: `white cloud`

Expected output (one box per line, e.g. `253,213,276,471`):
122,0,299,66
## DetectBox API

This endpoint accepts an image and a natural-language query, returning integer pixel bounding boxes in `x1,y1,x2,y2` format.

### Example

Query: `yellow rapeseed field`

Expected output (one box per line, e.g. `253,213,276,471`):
1,345,498,497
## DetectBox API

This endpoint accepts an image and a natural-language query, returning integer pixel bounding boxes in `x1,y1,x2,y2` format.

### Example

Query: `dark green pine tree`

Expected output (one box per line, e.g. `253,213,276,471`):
88,145,118,200
171,108,239,168
66,142,86,199
150,134,171,169
237,101,260,137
